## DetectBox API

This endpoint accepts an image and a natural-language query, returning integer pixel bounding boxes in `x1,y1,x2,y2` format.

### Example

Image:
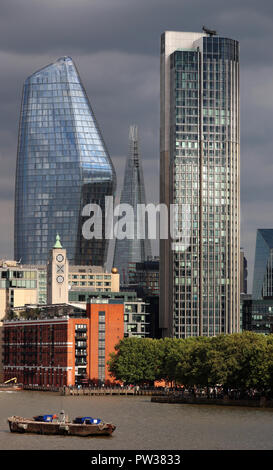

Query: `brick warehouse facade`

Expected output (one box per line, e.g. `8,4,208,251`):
3,300,124,386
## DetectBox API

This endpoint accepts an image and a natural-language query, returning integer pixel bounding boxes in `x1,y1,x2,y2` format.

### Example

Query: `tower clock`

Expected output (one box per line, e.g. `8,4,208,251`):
47,234,69,304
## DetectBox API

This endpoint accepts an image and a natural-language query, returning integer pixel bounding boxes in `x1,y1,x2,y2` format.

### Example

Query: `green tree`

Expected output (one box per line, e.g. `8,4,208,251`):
157,338,185,384
175,336,225,388
108,337,161,384
262,335,273,396
216,332,268,393
108,332,273,395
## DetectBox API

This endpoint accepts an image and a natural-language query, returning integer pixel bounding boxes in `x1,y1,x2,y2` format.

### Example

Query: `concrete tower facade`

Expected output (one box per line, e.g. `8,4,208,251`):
160,31,240,338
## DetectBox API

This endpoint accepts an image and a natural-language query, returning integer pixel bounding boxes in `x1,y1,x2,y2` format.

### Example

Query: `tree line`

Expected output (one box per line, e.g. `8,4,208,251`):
108,332,273,395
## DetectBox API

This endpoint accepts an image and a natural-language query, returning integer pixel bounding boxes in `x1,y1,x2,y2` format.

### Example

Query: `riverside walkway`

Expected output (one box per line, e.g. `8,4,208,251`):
21,384,165,396
61,386,165,396
151,393,273,408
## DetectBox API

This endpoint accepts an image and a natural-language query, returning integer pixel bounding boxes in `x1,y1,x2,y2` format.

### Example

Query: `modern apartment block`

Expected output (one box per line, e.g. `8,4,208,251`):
86,299,124,383
113,125,152,284
160,30,240,338
3,300,124,386
14,56,116,266
69,290,150,338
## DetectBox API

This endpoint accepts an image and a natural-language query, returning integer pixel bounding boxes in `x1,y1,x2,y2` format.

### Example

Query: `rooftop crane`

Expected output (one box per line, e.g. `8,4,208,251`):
202,25,217,36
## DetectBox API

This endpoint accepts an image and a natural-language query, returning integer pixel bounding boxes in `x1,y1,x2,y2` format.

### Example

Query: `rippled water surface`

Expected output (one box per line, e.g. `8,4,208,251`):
0,391,273,450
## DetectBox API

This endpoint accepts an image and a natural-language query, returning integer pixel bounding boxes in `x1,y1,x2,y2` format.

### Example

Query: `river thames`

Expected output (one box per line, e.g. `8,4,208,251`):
0,390,273,450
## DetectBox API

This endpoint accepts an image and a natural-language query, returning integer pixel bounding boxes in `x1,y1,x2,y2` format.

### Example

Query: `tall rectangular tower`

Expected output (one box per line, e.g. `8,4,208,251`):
160,30,240,338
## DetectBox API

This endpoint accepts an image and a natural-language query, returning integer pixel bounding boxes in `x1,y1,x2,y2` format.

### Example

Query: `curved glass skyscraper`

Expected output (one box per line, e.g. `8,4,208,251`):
14,56,116,266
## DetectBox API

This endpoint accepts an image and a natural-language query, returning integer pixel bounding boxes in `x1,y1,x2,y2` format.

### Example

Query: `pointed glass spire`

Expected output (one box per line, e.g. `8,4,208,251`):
113,125,152,284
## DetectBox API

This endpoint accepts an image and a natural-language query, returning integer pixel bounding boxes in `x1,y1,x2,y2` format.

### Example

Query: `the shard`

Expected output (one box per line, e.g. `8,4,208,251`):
14,56,116,266
113,125,152,284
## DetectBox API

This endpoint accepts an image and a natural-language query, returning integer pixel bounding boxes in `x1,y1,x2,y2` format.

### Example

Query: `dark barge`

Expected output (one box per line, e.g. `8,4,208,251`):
8,412,116,437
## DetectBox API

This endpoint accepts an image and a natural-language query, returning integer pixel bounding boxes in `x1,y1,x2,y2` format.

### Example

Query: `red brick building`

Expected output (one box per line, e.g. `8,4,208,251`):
3,300,124,386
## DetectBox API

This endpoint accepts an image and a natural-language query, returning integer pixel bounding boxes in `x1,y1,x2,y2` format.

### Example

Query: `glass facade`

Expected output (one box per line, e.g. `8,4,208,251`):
15,56,116,266
113,125,151,284
252,229,273,300
0,268,37,289
128,259,159,296
98,310,106,382
242,297,273,335
160,32,240,338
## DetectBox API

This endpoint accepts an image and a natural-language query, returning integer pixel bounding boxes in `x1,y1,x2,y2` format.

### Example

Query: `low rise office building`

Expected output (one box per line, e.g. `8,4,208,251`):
0,240,119,382
0,260,46,381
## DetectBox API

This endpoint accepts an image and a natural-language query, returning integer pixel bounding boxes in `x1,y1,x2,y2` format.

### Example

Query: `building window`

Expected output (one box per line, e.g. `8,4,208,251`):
98,311,105,382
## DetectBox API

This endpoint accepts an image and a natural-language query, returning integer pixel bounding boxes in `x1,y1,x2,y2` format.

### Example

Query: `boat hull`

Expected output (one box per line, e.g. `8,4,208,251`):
0,385,22,391
8,416,116,436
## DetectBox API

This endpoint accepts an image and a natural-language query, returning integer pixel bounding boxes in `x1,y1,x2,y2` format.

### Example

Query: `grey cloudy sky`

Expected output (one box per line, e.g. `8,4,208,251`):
0,0,273,291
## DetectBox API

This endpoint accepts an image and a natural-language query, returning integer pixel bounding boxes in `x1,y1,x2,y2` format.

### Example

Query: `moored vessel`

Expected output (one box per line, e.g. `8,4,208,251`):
7,411,116,437
0,377,23,391
0,385,23,391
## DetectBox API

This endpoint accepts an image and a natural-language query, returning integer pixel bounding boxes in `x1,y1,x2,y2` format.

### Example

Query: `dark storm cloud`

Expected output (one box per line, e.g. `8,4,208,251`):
0,0,272,64
0,0,273,288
